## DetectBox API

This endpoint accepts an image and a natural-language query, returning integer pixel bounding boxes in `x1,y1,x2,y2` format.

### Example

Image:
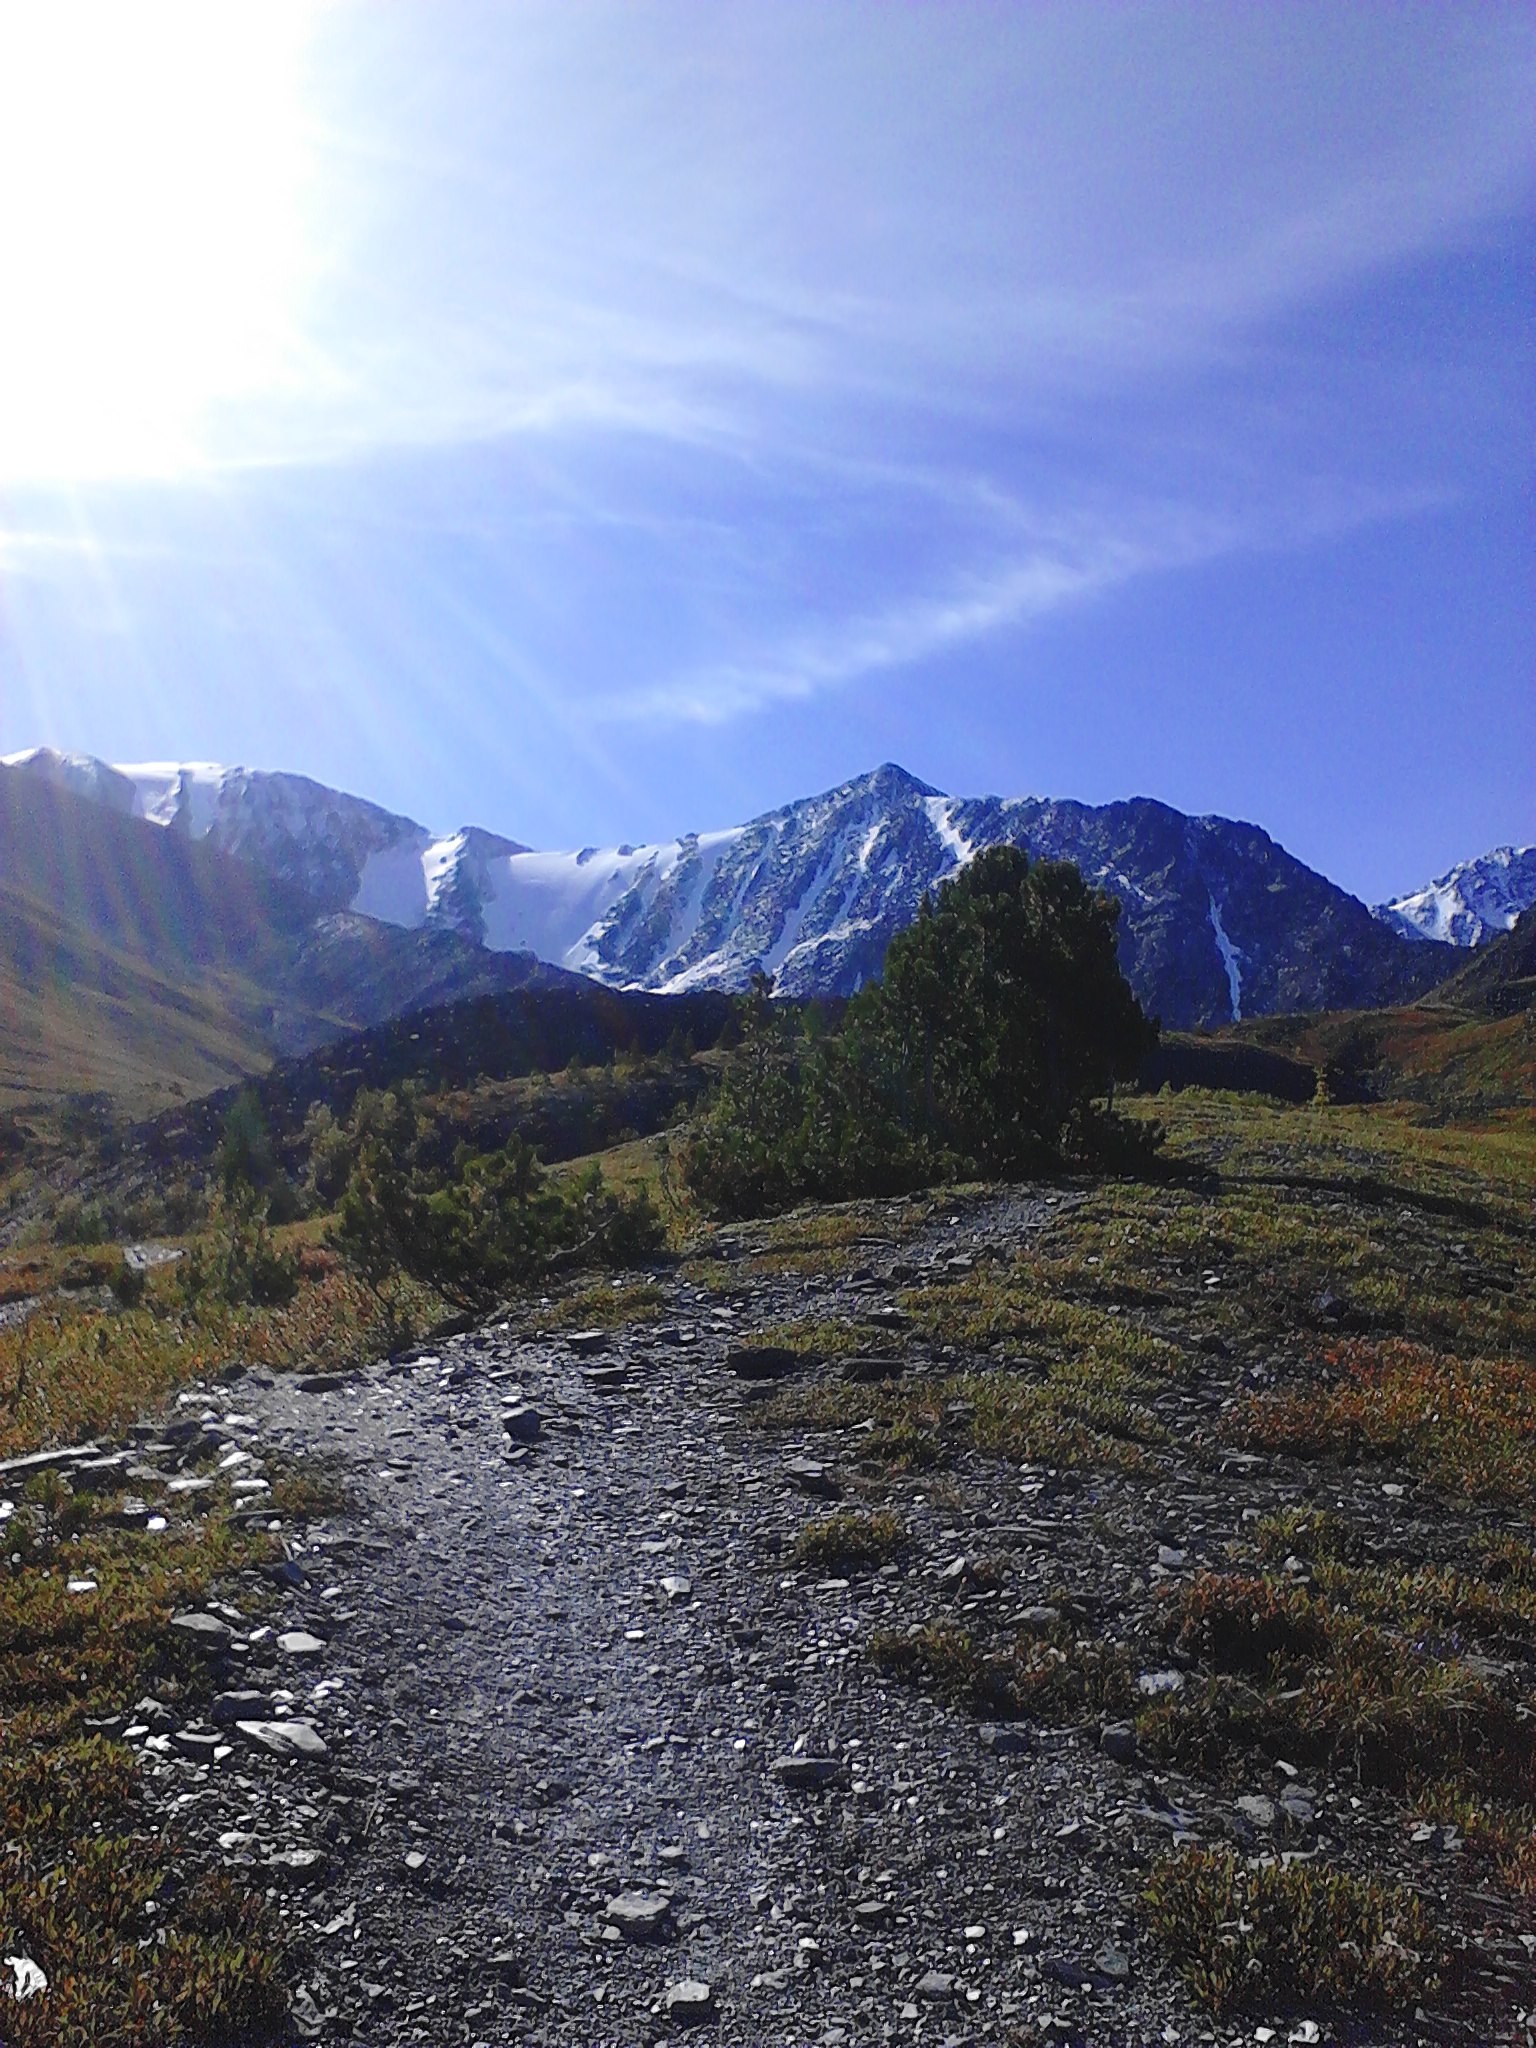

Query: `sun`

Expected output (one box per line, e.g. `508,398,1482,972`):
0,1,317,483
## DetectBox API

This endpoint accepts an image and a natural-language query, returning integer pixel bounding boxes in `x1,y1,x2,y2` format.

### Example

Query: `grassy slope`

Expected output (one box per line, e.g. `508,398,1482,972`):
0,768,321,1114
0,880,279,1115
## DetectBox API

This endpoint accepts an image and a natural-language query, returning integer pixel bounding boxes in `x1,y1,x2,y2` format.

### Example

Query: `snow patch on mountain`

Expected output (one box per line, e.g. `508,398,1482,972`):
923,794,975,871
1376,845,1536,947
1208,893,1244,1022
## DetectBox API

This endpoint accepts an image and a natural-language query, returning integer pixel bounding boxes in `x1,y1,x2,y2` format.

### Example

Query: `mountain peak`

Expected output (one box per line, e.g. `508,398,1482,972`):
1376,844,1536,947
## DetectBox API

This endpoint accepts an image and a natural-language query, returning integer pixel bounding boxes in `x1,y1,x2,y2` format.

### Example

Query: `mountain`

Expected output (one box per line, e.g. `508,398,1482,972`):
5,747,1455,1031
0,764,581,1111
1375,844,1536,947
1429,904,1536,1017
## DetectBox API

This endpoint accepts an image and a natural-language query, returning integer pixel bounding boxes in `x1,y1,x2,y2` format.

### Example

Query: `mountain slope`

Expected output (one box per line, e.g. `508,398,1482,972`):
1429,904,1536,1016
1375,844,1536,946
0,766,591,1108
7,748,1455,1030
0,771,313,1110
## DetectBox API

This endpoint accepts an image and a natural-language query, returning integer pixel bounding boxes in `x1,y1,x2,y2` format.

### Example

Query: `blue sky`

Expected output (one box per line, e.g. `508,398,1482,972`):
0,1,1531,902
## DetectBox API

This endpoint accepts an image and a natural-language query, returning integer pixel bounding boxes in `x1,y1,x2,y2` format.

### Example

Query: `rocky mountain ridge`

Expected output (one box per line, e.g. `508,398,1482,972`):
1375,843,1536,947
5,747,1458,1030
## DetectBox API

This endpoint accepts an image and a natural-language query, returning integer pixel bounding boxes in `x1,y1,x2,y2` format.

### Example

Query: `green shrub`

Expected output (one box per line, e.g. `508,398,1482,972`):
682,849,1155,1218
330,1130,663,1317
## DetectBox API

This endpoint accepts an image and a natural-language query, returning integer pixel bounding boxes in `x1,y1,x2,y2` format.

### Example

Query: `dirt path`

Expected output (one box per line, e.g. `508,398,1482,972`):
143,1185,1533,2047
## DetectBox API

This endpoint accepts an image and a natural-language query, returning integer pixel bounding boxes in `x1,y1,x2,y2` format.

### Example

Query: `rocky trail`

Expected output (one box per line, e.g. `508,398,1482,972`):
110,1186,1534,2047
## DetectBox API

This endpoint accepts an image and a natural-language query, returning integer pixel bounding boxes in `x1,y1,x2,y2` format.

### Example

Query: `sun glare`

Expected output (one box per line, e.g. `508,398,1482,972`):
0,1,316,483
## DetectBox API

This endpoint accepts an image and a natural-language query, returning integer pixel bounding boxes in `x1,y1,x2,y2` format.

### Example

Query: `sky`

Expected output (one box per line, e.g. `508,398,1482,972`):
0,1,1531,904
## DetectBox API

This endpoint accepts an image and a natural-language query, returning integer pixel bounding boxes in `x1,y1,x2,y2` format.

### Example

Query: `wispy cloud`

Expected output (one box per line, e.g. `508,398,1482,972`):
596,482,1447,725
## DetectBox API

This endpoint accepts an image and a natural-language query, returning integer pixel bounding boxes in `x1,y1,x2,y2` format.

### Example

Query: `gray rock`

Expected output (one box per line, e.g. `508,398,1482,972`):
170,1729,224,1762
915,1969,954,2001
566,1329,610,1355
659,1574,693,1604
727,1345,807,1381
1018,1603,1062,1632
1280,1785,1318,1828
784,1456,840,1499
501,1403,542,1444
211,1689,274,1726
604,1889,672,1939
663,1978,715,2022
277,1629,327,1659
236,1718,329,1762
770,1755,847,1791
842,1354,905,1383
170,1611,236,1648
979,1724,1032,1756
1094,1942,1132,1985
1100,1721,1138,1765
1236,1793,1279,1831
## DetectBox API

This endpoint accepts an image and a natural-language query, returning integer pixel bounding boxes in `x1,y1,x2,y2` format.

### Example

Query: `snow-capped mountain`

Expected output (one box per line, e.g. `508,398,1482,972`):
3,747,1454,1029
1374,845,1536,948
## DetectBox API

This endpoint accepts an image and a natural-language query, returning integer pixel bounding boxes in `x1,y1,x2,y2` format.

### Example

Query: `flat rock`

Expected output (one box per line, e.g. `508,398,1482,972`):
727,1345,807,1381
235,1718,329,1762
853,1900,894,1928
277,1629,327,1659
604,1889,672,1939
784,1456,840,1499
979,1724,1032,1756
770,1754,847,1791
566,1329,610,1356
170,1729,225,1762
841,1354,905,1383
211,1689,275,1726
170,1611,236,1648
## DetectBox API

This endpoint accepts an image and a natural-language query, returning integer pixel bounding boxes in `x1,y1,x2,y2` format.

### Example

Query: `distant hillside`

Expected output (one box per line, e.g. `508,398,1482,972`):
0,771,316,1112
0,766,637,1112
131,980,736,1172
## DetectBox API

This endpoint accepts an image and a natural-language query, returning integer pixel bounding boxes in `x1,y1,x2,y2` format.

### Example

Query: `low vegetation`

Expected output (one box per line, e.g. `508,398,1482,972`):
1143,1847,1443,2015
793,1509,909,1572
0,1459,297,2047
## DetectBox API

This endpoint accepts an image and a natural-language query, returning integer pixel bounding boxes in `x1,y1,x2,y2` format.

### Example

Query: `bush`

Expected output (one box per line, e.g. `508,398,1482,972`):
330,1129,663,1319
180,1190,299,1309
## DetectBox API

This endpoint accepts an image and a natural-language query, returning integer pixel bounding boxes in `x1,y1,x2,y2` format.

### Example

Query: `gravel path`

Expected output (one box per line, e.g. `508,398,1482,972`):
130,1185,1533,2047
